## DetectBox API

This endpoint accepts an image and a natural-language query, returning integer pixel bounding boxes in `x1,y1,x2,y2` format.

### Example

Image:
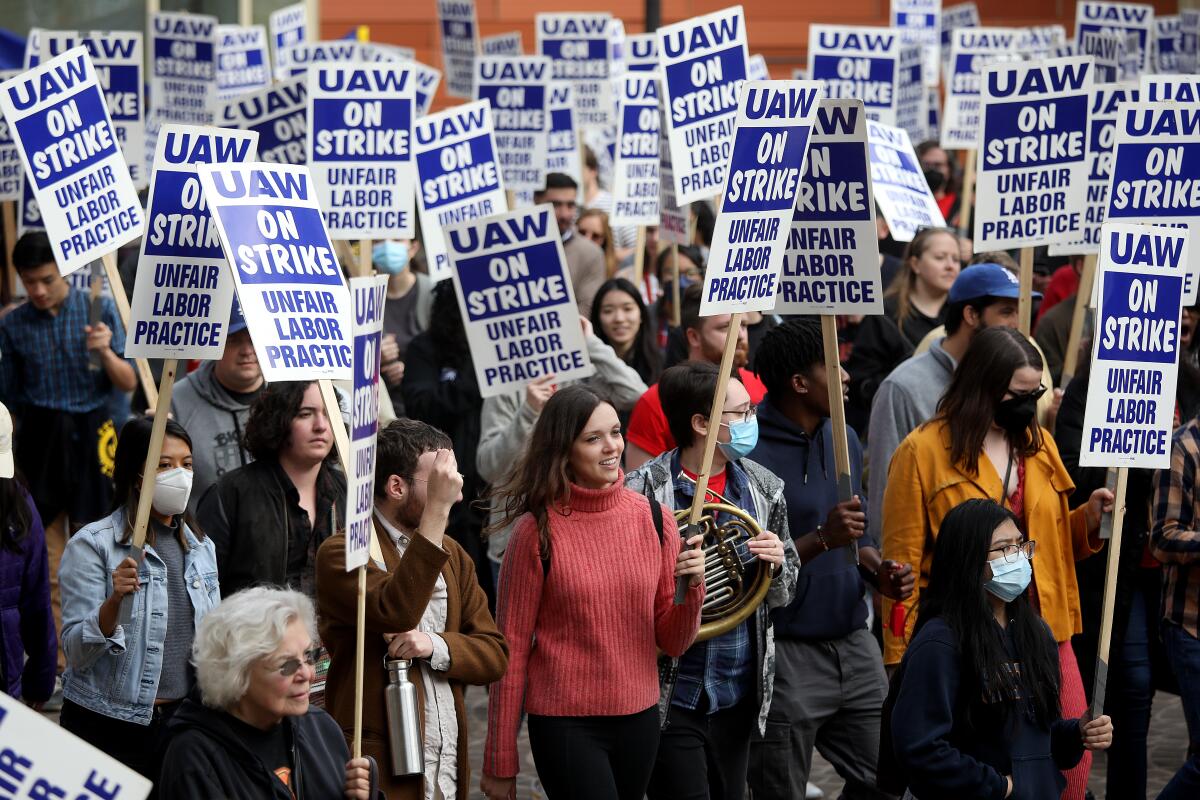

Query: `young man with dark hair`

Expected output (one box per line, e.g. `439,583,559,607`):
317,418,507,800
625,284,768,469
747,318,913,800
534,172,606,316
625,361,797,800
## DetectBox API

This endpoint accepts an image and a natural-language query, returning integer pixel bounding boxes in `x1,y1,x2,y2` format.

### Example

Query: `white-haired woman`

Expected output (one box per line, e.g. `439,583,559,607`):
157,587,377,799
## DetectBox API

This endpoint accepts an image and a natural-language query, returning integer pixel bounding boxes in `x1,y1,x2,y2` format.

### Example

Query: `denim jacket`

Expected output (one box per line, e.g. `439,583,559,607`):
60,508,220,725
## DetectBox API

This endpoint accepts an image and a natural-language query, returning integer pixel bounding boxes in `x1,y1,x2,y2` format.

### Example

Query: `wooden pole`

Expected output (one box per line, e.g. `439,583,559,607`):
1060,254,1098,389
2,201,16,304
1091,465,1129,719
100,251,158,407
821,315,858,565
678,312,743,603
506,190,516,211
957,150,975,240
238,0,253,26
633,226,647,288
671,243,682,328
1018,247,1034,337
350,237,372,760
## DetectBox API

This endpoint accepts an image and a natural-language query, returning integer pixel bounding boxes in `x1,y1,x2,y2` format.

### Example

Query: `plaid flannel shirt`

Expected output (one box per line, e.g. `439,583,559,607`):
1151,417,1200,638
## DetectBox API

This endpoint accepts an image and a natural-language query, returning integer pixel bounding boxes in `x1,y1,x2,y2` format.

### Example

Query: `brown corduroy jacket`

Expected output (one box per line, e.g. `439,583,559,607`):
316,521,508,799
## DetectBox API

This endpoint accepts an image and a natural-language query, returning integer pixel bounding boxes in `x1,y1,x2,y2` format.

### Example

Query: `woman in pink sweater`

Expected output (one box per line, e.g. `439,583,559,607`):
481,384,705,800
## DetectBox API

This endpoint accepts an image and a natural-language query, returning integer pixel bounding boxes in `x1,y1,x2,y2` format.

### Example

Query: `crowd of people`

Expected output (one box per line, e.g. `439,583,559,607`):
8,144,1200,800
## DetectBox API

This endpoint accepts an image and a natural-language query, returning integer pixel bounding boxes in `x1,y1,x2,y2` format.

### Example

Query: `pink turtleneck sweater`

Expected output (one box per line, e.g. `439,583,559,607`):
483,475,704,778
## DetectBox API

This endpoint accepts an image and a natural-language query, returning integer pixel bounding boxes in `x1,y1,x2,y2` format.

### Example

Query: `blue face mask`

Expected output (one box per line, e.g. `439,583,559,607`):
718,418,759,461
373,241,410,274
984,552,1032,603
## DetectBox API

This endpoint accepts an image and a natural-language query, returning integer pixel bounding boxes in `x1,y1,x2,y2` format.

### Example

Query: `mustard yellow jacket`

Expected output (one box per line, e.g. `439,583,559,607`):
881,419,1104,665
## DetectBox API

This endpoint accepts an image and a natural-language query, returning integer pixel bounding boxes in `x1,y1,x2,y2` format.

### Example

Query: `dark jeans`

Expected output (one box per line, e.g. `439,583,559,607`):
60,698,181,789
1160,622,1200,799
648,697,757,800
1106,580,1155,799
528,706,660,800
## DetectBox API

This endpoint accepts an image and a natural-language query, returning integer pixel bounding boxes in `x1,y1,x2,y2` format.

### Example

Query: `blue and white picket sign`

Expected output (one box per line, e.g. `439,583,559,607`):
1154,15,1181,74
216,25,271,100
0,47,145,275
150,12,216,127
17,42,42,233
777,98,880,316
895,45,927,144
127,125,257,360
1106,100,1200,303
748,54,769,81
891,0,941,88
792,68,809,80
307,65,414,239
218,76,307,164
547,81,582,188
611,74,660,227
414,101,508,283
627,33,657,72
1021,26,1069,61
701,80,823,316
537,13,614,129
926,86,940,142
363,43,418,63
942,28,1021,149
275,41,364,79
1142,74,1200,102
659,106,689,246
1075,2,1154,75
43,31,146,189
1079,28,1126,83
610,19,627,73
270,3,308,80
1080,222,1187,469
866,119,946,241
437,0,480,99
345,273,388,571
658,6,749,206
356,45,442,118
474,55,551,194
196,162,353,381
0,692,153,800
941,1,980,73
482,32,523,56
0,70,19,201
973,57,1093,251
808,26,902,126
24,28,41,70
1181,10,1200,74
445,204,594,397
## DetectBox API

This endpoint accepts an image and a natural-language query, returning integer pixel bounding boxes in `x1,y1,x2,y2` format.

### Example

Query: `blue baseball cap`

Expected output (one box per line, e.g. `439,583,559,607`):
228,298,248,335
948,263,1041,304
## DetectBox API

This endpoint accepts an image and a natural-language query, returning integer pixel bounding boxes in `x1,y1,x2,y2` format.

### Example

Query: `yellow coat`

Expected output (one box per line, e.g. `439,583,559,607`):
881,418,1104,665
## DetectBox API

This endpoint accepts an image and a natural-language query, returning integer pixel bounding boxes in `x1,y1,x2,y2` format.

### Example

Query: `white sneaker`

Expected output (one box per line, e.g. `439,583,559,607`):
806,783,825,799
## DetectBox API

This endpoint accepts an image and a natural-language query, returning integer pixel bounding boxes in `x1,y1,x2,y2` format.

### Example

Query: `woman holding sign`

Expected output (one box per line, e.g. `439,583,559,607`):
481,385,705,800
882,328,1114,799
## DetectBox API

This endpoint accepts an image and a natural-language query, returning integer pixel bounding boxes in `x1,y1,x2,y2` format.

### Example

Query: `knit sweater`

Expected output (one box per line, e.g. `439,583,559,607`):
483,475,704,778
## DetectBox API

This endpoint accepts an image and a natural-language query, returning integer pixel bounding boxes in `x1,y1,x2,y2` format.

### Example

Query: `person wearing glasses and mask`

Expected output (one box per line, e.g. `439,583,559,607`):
375,238,433,416
882,327,1114,800
159,587,377,799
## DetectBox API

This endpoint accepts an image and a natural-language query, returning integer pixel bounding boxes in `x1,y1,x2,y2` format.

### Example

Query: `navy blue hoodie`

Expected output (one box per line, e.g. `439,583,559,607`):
750,396,869,640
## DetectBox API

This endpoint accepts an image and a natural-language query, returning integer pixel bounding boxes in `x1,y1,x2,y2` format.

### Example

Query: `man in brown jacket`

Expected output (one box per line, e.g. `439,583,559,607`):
317,419,508,799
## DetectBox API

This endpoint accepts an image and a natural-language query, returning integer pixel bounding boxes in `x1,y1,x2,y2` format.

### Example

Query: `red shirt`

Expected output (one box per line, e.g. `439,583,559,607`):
1035,265,1080,323
680,465,728,503
626,368,768,457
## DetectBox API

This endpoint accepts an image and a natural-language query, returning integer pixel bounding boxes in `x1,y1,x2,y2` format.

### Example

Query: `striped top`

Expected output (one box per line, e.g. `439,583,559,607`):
1152,417,1200,637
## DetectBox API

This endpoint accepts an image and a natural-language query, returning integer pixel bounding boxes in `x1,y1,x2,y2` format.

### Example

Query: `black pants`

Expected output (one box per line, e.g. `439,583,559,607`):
60,698,181,788
648,698,757,800
528,706,660,800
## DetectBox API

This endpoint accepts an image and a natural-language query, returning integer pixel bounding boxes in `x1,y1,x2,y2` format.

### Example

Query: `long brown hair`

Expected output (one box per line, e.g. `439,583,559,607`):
934,326,1043,475
885,227,959,330
487,384,611,558
577,208,619,278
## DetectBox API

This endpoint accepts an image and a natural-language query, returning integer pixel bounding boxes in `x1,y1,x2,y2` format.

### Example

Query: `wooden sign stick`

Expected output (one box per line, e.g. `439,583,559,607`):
2,201,17,304
1090,465,1129,720
350,237,372,760
238,0,253,27
671,243,682,327
99,251,158,407
957,150,975,240
1018,247,1035,337
1059,254,1098,389
633,226,647,287
821,315,858,565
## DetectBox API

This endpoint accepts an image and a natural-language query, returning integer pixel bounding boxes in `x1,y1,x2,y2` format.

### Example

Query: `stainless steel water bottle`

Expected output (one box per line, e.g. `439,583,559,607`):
384,658,424,776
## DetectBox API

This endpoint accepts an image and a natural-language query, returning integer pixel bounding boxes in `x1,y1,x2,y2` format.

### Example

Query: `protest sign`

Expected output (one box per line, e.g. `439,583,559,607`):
1022,25,1069,61
0,47,144,276
547,82,582,188
891,0,941,87
896,45,926,144
127,125,256,360
1142,74,1200,102
363,43,418,63
0,692,153,799
216,25,271,100
1154,15,1181,74
411,62,442,119
276,41,364,79
973,57,1093,251
1075,2,1154,75
482,32,523,56
17,36,42,233
217,76,307,164
446,204,593,396
941,28,1020,149
941,2,980,71
808,26,906,127
627,33,658,72
307,65,414,239
1080,28,1126,83
414,101,508,282
701,80,822,316
537,13,614,129
1106,100,1200,303
926,86,940,142
43,31,145,189
0,70,18,201
611,73,660,227
659,114,689,246
749,54,770,81
658,6,749,206
437,0,480,99
345,274,388,571
270,2,308,80
198,162,353,381
474,55,551,194
1080,222,1187,469
867,119,945,241
1182,10,1200,74
610,19,627,70
778,98,881,315
149,12,216,127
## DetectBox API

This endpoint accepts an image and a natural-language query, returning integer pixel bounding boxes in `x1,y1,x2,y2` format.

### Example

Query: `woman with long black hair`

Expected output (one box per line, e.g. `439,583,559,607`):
590,277,664,388
888,499,1112,799
480,385,704,800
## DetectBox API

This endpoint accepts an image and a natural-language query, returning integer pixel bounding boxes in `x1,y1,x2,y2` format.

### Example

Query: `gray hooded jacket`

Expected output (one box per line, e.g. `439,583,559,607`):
171,363,257,515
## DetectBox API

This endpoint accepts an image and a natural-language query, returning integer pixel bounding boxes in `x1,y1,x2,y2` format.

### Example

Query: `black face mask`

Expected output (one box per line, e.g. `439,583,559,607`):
995,394,1038,437
924,168,946,193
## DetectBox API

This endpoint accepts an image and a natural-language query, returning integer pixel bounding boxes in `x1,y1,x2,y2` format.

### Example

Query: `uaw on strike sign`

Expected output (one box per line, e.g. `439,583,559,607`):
0,47,144,275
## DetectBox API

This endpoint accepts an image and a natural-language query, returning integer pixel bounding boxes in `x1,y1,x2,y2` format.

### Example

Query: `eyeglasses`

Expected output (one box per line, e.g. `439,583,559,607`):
272,646,322,678
1006,386,1048,402
988,540,1036,564
721,405,757,424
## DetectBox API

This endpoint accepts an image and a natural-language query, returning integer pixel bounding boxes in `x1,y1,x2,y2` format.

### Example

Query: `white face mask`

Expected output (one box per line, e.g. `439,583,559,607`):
152,467,193,517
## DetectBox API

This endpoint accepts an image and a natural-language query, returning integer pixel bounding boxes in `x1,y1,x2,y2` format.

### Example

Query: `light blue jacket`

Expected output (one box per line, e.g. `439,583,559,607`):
60,508,220,725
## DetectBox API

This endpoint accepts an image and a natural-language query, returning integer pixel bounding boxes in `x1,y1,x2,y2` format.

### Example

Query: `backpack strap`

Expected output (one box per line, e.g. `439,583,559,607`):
643,479,664,544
